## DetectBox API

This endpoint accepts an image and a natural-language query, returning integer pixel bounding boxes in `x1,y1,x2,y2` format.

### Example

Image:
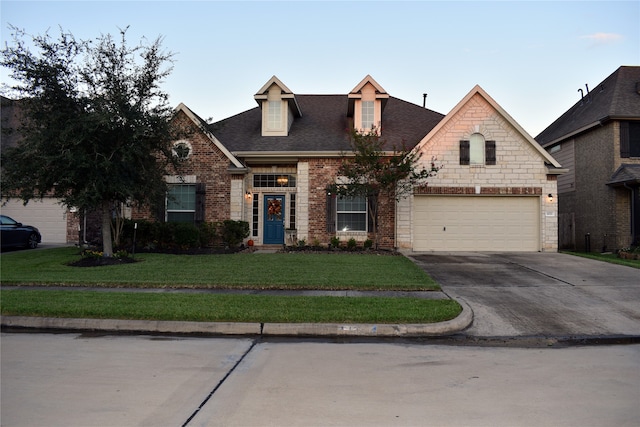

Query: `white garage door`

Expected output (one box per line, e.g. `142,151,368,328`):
413,196,540,252
1,198,68,244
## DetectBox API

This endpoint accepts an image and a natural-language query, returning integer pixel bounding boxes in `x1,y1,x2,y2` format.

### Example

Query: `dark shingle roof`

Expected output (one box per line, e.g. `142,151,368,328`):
536,66,640,146
208,94,444,154
607,164,640,186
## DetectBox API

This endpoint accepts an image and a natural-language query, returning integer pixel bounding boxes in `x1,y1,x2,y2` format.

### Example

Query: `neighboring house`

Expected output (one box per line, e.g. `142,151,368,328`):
0,96,71,244
536,66,640,252
132,75,563,252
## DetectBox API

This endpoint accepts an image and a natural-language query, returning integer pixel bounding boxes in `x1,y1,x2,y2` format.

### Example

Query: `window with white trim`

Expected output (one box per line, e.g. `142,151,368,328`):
267,101,282,130
337,195,367,232
167,184,196,222
361,101,375,130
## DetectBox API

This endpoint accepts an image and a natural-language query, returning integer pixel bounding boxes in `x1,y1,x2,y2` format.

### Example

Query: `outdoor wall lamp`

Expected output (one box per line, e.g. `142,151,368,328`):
547,193,554,203
245,191,252,200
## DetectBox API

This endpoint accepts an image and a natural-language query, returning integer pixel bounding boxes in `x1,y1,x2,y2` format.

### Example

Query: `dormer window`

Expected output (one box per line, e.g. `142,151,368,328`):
267,100,283,131
361,101,375,130
348,75,389,135
254,76,302,137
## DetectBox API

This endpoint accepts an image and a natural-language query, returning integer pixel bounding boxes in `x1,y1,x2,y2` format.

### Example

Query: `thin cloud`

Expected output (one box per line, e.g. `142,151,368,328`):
580,32,624,45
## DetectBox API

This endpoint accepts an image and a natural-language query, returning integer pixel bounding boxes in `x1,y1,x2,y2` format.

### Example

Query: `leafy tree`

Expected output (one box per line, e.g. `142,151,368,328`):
328,128,442,248
1,26,182,256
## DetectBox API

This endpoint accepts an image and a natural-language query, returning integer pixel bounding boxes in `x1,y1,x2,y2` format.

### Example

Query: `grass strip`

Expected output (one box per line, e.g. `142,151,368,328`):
0,247,439,290
562,251,640,269
0,289,461,324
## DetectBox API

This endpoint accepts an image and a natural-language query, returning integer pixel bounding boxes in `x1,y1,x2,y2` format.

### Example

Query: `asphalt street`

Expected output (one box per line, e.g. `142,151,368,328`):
1,333,639,427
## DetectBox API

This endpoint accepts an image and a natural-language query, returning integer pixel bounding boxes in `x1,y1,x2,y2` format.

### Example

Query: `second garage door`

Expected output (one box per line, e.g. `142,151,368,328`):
1,197,68,244
413,196,540,252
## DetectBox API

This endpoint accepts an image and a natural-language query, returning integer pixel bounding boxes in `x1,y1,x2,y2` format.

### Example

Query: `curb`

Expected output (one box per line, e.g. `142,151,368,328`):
1,299,473,338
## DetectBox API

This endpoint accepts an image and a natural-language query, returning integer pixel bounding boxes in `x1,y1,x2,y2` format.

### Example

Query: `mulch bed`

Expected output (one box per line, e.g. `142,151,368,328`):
68,257,139,267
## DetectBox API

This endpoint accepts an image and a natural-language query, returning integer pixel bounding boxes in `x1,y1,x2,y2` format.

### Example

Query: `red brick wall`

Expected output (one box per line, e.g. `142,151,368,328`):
305,157,397,248
132,111,232,223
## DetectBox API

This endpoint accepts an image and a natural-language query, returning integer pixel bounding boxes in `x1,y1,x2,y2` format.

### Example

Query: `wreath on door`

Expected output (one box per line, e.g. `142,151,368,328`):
267,198,282,220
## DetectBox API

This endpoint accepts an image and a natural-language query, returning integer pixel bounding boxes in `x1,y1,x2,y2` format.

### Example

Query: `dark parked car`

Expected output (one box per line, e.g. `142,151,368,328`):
1,215,42,250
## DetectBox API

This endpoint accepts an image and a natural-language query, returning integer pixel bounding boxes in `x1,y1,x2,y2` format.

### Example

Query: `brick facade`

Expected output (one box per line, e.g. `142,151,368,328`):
131,111,233,224
561,121,640,251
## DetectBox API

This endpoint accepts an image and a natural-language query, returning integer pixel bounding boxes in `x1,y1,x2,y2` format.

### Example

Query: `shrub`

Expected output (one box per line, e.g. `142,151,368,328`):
347,238,357,250
119,219,251,251
221,220,250,248
174,223,200,248
363,239,373,250
330,236,341,248
197,221,219,247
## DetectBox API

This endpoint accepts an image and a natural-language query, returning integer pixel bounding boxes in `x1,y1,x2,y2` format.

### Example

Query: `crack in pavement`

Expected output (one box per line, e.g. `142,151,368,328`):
182,338,261,427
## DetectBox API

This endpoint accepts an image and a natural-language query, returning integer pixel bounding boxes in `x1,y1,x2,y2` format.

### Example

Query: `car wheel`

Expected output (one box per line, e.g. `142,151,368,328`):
27,233,39,249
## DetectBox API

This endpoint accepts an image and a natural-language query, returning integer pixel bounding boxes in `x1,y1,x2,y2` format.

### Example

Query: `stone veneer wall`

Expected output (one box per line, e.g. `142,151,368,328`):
397,92,559,251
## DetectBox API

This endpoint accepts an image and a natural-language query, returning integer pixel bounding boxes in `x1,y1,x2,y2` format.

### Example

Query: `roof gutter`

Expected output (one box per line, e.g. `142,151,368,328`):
546,166,569,175
540,119,605,148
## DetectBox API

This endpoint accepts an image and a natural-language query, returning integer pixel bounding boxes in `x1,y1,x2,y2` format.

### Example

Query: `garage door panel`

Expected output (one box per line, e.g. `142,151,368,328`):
413,196,539,252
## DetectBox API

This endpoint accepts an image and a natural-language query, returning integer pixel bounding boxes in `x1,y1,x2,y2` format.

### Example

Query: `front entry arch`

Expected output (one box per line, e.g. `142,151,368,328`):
263,195,285,244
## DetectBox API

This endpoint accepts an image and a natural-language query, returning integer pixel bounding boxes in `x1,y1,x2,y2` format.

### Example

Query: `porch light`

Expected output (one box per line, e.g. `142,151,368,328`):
245,191,252,200
277,175,289,186
547,193,554,203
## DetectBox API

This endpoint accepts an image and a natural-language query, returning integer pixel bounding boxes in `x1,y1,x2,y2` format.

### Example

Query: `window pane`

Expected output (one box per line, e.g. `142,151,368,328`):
337,213,367,231
470,133,485,165
167,185,195,210
362,101,374,130
252,174,296,188
337,195,367,231
268,101,281,129
167,212,195,223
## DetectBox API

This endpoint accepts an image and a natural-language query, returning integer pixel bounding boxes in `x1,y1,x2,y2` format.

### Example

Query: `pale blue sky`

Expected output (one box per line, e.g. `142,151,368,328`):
2,1,638,136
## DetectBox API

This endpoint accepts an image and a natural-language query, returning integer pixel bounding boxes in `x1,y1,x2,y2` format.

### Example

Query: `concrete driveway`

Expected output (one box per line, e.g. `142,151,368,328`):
409,252,640,337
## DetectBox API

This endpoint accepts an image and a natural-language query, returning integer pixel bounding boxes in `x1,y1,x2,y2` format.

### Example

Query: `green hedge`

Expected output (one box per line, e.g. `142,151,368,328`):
119,219,249,251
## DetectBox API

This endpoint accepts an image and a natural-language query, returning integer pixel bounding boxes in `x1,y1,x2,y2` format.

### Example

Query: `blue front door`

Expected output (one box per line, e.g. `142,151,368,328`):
263,195,285,244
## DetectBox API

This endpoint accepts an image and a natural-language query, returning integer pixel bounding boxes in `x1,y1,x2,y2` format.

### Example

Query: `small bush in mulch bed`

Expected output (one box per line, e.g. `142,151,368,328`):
618,246,640,260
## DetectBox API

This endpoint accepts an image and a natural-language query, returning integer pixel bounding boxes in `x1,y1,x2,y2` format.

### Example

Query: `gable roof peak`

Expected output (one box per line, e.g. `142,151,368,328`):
416,84,562,169
349,74,389,97
254,75,295,97
254,75,302,117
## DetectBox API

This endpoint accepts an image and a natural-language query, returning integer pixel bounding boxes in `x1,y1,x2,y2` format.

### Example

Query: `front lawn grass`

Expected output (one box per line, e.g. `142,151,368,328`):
0,247,439,290
0,247,458,324
0,289,461,324
562,251,640,269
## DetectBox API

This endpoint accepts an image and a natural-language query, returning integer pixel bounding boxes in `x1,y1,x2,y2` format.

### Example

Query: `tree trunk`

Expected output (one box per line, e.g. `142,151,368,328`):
101,201,114,257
